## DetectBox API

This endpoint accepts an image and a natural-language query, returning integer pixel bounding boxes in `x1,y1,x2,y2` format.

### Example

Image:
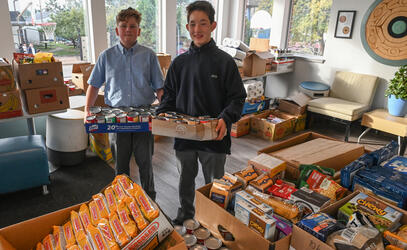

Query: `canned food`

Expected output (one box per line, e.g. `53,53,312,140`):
204,237,222,250
140,114,150,123
185,118,199,125
89,106,102,114
127,111,139,123
183,219,200,234
198,115,211,119
68,84,76,91
111,109,122,115
183,234,197,248
174,225,186,236
96,116,105,124
165,111,178,117
218,225,234,241
190,245,208,250
116,113,127,123
120,106,133,113
101,107,111,112
86,115,96,123
194,227,210,245
199,119,210,124
101,110,112,116
105,113,116,123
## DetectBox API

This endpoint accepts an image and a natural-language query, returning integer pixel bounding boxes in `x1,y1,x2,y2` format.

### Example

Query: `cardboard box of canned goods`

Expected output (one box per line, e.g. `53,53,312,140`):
0,175,180,250
152,113,218,141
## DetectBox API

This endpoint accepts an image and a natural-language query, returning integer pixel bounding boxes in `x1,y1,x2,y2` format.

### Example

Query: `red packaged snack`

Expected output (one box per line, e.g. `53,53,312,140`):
267,179,297,199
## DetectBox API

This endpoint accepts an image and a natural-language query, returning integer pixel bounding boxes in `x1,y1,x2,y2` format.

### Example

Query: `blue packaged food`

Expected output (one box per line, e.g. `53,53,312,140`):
341,153,374,189
369,140,398,166
297,213,345,242
381,156,407,175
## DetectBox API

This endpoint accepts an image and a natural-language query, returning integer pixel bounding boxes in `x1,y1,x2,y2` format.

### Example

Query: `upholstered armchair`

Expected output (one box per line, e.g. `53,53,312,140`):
307,71,379,141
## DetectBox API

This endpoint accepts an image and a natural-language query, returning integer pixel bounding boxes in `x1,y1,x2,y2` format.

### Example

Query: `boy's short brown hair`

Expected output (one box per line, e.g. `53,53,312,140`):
186,1,215,23
116,7,142,25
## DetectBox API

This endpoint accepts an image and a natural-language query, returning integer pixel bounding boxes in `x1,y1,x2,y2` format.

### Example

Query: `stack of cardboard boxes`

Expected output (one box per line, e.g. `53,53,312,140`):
0,59,23,119
13,60,69,114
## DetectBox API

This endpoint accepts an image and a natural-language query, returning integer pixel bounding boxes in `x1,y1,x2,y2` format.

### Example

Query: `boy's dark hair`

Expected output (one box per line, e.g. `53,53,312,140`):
186,1,215,23
116,7,142,25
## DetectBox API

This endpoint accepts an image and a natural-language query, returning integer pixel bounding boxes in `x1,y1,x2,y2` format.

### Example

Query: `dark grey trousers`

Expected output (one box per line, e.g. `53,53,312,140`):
175,150,226,220
110,132,156,200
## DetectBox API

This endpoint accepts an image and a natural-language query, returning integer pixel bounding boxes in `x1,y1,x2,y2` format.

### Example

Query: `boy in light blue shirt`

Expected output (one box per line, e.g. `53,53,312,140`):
85,7,164,200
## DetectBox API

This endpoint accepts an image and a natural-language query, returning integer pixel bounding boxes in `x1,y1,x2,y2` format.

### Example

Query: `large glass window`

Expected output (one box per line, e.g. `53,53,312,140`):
287,0,332,56
243,0,273,46
7,0,92,79
105,0,159,51
176,0,217,55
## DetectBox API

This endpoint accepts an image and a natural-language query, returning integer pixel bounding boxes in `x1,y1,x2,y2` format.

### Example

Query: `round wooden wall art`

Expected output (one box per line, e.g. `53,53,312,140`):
361,0,407,66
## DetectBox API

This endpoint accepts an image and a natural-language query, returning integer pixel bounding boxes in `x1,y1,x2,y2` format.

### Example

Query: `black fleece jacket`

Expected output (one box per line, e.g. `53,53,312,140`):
156,39,246,154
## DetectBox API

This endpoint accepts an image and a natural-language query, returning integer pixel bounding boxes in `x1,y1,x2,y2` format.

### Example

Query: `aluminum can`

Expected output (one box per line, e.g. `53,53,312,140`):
105,113,116,123
183,234,197,248
116,113,127,123
184,219,200,235
204,237,222,250
96,115,105,124
86,115,96,123
194,227,210,245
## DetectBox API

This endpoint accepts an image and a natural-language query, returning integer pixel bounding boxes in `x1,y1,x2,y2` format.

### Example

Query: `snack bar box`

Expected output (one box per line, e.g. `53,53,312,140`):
152,118,218,141
85,122,151,133
0,181,182,250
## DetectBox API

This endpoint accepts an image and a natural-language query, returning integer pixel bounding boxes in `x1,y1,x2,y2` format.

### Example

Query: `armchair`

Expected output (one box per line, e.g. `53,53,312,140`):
307,71,379,141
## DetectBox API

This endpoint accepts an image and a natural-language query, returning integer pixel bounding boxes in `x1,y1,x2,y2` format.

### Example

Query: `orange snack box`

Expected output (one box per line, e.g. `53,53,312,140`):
79,204,93,229
70,210,86,243
130,184,159,221
42,234,55,250
36,242,44,250
114,175,133,195
92,193,110,219
67,245,80,250
112,183,127,202
117,201,138,237
104,186,118,213
249,173,274,192
109,212,131,246
86,224,109,250
125,196,149,231
62,221,76,247
97,218,120,250
52,226,66,250
77,235,93,250
89,200,101,226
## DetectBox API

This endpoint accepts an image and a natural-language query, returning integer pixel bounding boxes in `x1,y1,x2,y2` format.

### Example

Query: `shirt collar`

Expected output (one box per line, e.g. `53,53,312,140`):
189,39,216,53
118,41,139,54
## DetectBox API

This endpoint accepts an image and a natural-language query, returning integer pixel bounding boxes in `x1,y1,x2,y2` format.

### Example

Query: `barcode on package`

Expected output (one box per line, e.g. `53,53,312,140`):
341,228,357,242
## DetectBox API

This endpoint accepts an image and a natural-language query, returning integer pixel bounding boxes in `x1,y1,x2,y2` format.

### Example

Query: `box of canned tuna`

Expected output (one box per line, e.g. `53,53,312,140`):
85,106,154,133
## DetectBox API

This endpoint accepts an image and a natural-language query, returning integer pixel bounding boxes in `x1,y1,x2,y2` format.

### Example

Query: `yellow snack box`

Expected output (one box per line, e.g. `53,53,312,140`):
89,200,101,226
52,226,66,250
125,196,149,231
130,184,159,221
70,210,86,243
104,186,118,213
92,193,110,219
114,175,133,195
109,212,131,246
97,218,120,250
79,204,93,229
42,234,55,250
117,201,138,237
112,183,127,201
62,221,76,247
33,52,54,63
86,224,109,250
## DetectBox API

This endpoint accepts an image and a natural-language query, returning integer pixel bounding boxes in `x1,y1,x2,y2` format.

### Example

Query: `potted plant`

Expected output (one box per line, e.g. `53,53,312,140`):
385,65,407,116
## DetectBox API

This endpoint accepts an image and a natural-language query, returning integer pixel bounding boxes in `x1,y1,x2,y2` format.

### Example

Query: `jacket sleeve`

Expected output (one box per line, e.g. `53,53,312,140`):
156,62,177,114
219,59,247,126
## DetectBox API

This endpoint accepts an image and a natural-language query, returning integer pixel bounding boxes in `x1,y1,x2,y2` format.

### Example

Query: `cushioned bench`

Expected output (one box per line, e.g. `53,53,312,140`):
0,135,50,194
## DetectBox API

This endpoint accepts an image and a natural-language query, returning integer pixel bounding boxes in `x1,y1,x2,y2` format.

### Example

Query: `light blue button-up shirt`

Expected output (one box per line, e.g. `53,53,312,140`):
88,42,164,107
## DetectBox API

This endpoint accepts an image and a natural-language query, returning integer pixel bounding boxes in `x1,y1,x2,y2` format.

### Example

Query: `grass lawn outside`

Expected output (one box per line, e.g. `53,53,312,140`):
37,42,80,57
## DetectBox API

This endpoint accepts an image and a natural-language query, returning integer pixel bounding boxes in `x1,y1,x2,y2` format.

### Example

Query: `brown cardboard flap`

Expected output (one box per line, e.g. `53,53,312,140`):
249,38,270,52
72,63,91,73
79,64,94,77
0,235,16,250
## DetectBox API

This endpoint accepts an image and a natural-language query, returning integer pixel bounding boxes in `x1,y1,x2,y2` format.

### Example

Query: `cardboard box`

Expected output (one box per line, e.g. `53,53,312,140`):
250,109,297,141
156,53,171,77
196,183,291,250
270,59,295,73
258,132,365,180
0,59,16,92
231,114,254,138
0,181,176,250
248,153,286,177
0,90,22,119
156,231,186,250
71,63,94,92
152,118,218,141
13,61,64,90
24,85,69,114
242,98,271,115
278,92,311,115
243,52,267,77
249,38,270,52
290,191,407,250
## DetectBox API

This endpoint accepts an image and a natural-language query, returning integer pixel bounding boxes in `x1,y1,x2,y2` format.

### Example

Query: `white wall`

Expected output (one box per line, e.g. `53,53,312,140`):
266,0,398,109
0,1,16,61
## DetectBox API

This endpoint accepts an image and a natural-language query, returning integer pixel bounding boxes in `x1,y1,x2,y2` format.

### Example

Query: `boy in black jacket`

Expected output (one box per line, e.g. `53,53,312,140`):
157,0,246,224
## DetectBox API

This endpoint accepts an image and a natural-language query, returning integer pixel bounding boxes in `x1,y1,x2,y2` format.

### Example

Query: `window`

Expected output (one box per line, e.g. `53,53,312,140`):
105,0,159,51
176,0,217,55
7,0,92,79
287,0,332,56
243,0,273,46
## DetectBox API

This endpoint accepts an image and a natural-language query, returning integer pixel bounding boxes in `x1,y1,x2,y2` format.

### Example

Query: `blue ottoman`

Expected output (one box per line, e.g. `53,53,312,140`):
0,135,50,194
299,81,330,98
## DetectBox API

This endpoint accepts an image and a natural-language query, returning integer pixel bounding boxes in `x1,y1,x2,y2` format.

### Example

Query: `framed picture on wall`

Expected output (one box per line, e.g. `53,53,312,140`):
335,10,356,39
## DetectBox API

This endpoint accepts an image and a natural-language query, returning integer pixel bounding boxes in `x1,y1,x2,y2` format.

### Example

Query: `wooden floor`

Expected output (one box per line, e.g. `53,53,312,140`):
126,119,399,221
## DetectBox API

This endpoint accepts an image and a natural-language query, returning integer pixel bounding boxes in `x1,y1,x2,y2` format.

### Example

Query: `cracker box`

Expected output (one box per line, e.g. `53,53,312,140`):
337,192,402,232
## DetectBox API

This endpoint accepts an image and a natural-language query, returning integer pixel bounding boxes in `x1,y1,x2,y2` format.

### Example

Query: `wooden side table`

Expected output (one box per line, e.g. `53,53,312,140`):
358,109,407,155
